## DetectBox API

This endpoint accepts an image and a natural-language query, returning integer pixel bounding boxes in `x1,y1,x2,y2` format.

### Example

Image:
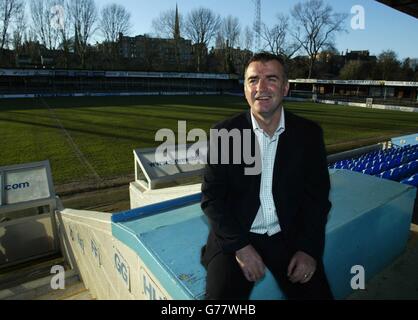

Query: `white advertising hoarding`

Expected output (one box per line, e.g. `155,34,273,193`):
0,161,54,208
0,160,57,269
4,167,50,205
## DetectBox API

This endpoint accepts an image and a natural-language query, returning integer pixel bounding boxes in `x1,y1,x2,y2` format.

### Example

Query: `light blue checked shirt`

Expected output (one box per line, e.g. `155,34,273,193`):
250,107,285,235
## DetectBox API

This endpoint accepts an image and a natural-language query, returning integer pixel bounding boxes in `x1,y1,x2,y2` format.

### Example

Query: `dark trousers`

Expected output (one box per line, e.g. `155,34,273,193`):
205,232,333,300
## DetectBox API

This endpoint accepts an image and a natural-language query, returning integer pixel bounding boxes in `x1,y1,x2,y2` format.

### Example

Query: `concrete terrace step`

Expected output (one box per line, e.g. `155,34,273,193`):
0,254,65,291
0,268,82,300
62,288,95,300
35,281,95,300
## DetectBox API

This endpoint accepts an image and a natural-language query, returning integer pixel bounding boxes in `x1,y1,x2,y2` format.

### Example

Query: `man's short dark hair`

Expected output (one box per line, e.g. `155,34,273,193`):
244,52,288,81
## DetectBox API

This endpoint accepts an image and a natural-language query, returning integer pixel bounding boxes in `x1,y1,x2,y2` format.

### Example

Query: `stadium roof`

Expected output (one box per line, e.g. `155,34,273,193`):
376,0,418,19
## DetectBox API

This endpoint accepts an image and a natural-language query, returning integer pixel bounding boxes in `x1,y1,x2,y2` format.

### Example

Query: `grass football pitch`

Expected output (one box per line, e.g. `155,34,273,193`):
0,95,417,186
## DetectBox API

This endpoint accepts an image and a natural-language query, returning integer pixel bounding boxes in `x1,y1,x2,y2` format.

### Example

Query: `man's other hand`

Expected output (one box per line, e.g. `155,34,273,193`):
287,251,317,283
235,245,266,282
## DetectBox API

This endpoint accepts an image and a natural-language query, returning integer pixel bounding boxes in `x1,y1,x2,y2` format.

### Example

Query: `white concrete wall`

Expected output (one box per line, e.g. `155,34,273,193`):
56,208,171,300
130,181,201,209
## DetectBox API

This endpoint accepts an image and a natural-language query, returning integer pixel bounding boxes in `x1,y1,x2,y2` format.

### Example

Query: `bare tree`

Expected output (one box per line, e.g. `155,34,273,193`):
185,7,221,71
215,31,225,49
151,6,185,71
58,0,72,47
11,1,26,51
52,0,72,67
151,8,184,38
0,0,24,50
68,0,97,67
30,0,63,50
222,15,240,49
291,0,347,78
243,25,253,51
260,14,300,59
215,16,240,73
100,3,131,42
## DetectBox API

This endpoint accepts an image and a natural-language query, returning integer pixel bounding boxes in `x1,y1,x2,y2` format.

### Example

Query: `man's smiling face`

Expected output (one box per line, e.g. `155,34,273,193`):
244,60,289,119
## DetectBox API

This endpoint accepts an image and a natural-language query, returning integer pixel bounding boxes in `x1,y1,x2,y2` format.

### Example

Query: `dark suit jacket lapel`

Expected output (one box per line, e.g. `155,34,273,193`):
273,110,293,218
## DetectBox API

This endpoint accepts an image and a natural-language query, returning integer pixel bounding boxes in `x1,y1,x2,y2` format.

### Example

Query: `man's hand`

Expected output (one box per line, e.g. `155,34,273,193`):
235,245,266,282
287,251,317,284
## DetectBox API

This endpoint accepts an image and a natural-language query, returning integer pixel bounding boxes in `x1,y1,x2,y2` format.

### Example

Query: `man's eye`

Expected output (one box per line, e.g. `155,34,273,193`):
248,79,257,84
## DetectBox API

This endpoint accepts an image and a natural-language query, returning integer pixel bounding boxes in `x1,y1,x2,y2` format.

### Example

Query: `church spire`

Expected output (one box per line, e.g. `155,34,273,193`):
174,4,180,39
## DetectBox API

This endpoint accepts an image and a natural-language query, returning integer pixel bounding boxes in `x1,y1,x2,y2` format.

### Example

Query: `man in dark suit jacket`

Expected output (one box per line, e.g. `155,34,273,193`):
201,52,333,300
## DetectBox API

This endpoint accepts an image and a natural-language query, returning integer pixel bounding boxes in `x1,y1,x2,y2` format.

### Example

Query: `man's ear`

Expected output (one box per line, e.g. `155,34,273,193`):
284,81,290,96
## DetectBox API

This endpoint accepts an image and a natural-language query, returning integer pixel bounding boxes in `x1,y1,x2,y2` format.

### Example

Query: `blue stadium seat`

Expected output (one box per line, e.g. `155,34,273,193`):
369,166,381,175
353,163,365,172
392,158,402,167
400,174,418,187
378,170,391,179
390,168,402,181
379,162,389,172
397,166,410,181
364,162,373,169
362,168,373,175
407,160,418,172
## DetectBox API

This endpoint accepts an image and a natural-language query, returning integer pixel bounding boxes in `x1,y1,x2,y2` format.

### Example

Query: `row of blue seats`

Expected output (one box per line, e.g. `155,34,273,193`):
396,145,418,186
359,152,418,165
332,145,417,169
362,159,418,177
375,160,418,182
331,152,418,175
363,144,418,157
329,144,418,187
366,151,417,163
359,145,418,160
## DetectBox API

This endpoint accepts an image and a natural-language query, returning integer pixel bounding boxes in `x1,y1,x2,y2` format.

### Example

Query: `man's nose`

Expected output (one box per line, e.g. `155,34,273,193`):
257,79,267,91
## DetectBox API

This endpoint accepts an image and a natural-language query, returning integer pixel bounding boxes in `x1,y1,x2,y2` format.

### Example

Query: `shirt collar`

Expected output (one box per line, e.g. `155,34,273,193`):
250,106,286,137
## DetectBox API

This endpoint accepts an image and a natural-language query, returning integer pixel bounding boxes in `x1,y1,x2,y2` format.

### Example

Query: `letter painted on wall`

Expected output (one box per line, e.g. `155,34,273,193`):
113,246,130,291
77,232,85,254
140,267,167,300
91,238,101,267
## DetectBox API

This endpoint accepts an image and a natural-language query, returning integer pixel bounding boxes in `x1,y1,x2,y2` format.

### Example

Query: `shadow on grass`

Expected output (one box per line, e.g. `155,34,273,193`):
0,115,159,144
